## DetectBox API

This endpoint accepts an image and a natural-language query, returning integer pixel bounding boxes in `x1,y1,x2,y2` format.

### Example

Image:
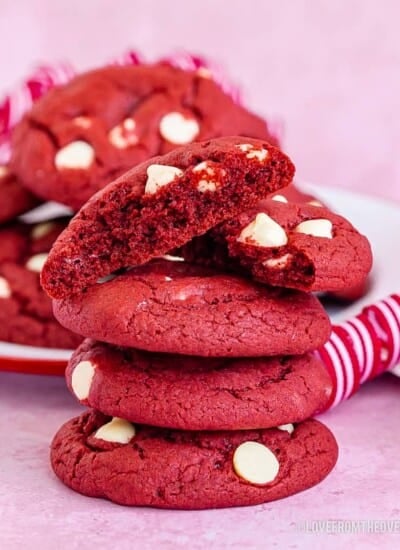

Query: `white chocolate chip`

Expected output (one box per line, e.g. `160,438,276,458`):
237,143,268,161
277,423,294,434
197,67,212,79
145,164,183,195
0,276,11,299
0,165,9,178
263,253,291,269
94,417,136,444
97,273,116,284
247,149,268,161
193,161,225,193
238,143,253,152
161,254,185,262
71,360,96,400
294,219,333,239
192,161,210,173
55,141,95,170
237,213,288,248
108,118,138,149
197,180,217,192
272,195,288,203
31,222,56,240
159,112,200,144
233,441,280,485
308,199,323,207
73,116,92,129
25,253,48,273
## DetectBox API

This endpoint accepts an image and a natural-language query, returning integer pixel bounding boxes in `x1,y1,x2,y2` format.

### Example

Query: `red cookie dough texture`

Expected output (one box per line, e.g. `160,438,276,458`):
180,199,372,293
41,136,295,299
0,219,82,348
66,339,333,430
11,64,278,210
50,411,338,509
53,259,331,357
0,165,41,223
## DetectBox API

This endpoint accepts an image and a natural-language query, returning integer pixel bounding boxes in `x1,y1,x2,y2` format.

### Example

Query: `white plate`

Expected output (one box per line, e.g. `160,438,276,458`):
1,184,399,373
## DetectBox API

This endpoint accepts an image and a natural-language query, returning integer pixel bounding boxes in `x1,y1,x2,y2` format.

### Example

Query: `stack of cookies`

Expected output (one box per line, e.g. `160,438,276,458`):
41,136,372,509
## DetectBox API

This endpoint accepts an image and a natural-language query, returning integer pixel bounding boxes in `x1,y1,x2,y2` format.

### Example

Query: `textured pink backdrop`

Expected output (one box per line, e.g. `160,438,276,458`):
0,0,399,200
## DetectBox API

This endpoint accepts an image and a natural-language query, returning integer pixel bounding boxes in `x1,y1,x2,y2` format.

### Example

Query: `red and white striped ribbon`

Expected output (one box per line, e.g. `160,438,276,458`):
318,294,400,410
0,62,75,163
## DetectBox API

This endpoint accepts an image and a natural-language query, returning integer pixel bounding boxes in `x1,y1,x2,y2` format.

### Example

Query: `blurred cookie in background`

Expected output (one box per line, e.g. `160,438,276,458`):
0,217,82,349
0,165,42,224
11,64,278,210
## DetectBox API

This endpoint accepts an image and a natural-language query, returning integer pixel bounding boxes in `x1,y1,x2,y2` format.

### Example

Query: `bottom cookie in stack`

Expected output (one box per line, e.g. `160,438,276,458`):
50,260,338,509
51,410,337,510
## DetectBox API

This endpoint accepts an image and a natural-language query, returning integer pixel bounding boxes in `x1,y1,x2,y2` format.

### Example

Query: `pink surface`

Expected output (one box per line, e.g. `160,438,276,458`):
0,0,399,200
1,371,399,549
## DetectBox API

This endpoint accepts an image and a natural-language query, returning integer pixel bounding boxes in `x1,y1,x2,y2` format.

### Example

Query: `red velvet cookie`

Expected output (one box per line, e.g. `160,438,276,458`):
11,64,278,210
41,136,295,299
0,219,82,348
66,339,333,430
179,199,372,293
53,260,330,356
50,411,338,509
271,187,371,302
0,165,41,223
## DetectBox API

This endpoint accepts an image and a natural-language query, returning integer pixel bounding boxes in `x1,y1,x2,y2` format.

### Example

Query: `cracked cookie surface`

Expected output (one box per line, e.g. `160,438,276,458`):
50,410,338,509
41,136,295,299
11,64,278,210
53,259,330,356
66,339,333,430
0,219,83,348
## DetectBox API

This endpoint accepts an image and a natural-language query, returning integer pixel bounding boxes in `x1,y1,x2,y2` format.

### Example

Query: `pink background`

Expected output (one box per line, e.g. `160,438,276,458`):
0,0,399,200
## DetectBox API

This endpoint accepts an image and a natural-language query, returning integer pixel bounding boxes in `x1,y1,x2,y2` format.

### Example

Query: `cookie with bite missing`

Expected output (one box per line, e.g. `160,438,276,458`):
0,165,41,223
179,199,372,293
66,339,333,430
11,64,278,210
41,136,295,299
271,186,370,302
50,410,338,509
0,219,82,348
53,259,330,357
